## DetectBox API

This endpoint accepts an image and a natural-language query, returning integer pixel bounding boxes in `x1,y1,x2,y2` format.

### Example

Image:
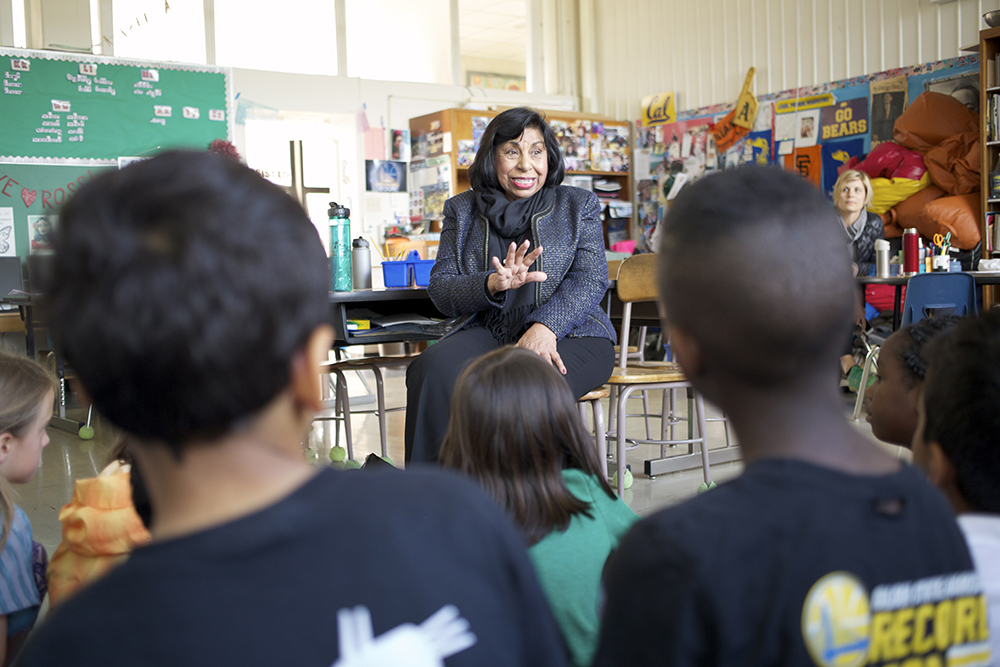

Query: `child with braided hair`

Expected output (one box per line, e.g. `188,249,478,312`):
865,316,962,447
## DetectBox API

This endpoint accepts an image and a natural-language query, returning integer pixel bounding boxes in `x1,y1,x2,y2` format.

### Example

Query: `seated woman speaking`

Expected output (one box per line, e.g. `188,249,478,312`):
405,107,617,464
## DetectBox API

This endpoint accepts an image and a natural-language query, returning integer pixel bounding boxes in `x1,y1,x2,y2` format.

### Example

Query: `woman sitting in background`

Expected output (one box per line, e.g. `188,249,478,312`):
440,347,638,667
833,169,883,277
405,107,616,464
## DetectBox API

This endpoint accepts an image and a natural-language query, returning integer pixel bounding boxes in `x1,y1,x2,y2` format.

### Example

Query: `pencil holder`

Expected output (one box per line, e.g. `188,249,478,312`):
410,258,435,287
381,261,409,287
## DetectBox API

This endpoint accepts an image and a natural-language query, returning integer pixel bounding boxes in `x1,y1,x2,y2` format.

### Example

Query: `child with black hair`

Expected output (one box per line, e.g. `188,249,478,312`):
440,347,637,667
594,167,990,667
915,309,1000,660
15,150,568,667
865,315,962,447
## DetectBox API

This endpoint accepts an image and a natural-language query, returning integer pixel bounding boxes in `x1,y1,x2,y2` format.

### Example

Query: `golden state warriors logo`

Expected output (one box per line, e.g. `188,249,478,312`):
801,572,871,667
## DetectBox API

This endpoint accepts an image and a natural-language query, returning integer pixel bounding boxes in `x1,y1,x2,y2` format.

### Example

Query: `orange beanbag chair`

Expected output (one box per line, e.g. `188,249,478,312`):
892,184,947,231
881,211,902,239
915,193,982,250
924,132,981,195
893,92,978,154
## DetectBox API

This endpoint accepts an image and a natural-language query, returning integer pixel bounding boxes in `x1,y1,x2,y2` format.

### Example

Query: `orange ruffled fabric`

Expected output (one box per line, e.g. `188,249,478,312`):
46,470,151,608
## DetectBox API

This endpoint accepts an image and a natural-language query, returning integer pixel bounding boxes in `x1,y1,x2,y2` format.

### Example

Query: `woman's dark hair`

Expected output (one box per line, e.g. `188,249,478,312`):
440,347,614,546
48,150,330,456
923,309,1000,513
893,315,963,386
468,107,565,192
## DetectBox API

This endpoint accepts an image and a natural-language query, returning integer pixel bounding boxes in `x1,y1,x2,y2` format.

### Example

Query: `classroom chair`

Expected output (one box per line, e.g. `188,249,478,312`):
852,272,977,421
604,253,712,496
607,258,656,440
315,351,415,463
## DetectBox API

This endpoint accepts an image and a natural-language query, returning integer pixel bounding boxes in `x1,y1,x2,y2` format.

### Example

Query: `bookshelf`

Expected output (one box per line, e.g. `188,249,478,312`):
409,108,633,245
980,27,1000,257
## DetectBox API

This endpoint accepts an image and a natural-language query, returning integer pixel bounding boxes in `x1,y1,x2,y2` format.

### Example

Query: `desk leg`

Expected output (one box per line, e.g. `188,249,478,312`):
21,306,34,359
892,286,902,331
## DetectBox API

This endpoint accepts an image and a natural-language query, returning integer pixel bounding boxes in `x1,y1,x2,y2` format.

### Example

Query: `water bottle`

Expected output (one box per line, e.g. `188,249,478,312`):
328,202,353,292
874,239,890,278
352,238,372,289
902,228,919,275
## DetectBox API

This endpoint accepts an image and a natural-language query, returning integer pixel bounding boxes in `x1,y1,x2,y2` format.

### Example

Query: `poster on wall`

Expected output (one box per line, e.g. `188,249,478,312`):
365,160,407,193
870,76,908,148
794,109,820,148
924,72,979,113
0,208,14,257
390,129,410,161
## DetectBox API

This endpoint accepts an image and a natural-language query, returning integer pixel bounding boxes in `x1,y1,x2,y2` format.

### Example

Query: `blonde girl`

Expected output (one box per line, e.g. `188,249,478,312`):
0,351,55,664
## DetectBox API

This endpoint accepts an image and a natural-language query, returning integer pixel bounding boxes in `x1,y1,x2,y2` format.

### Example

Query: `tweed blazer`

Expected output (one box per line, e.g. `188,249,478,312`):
429,186,616,343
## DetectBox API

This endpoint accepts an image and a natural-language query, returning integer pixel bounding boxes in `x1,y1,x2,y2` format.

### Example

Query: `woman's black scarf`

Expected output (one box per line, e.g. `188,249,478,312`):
475,185,554,345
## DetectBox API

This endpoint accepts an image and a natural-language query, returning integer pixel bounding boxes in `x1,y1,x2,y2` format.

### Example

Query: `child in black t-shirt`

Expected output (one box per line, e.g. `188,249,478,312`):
914,309,1000,659
594,167,988,667
15,151,567,667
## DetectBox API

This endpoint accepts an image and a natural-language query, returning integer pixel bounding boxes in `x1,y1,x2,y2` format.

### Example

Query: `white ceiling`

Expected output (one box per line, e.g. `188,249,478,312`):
458,0,526,64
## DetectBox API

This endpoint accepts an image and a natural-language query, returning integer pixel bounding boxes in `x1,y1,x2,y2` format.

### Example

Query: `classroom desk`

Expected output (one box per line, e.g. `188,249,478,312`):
328,287,448,346
0,294,79,433
858,272,1000,331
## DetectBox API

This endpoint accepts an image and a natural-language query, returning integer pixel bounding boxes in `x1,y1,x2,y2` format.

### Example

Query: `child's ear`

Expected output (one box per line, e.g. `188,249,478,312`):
290,325,335,412
667,325,703,378
925,442,957,489
0,432,12,464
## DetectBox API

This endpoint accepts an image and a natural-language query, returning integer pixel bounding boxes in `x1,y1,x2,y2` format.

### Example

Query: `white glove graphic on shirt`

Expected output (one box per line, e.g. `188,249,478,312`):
331,604,477,667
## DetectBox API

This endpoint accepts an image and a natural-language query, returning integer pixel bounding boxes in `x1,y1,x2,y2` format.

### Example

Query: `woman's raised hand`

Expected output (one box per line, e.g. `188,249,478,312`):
487,241,547,295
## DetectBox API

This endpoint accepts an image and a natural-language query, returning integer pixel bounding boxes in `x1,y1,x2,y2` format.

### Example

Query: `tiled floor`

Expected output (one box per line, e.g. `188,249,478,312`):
21,364,901,566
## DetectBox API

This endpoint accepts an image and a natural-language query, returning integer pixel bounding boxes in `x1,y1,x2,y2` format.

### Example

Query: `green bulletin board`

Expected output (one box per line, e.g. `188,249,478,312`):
0,48,231,163
0,162,113,261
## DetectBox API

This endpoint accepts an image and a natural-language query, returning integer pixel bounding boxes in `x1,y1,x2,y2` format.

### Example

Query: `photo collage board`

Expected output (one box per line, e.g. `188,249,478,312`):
632,54,979,252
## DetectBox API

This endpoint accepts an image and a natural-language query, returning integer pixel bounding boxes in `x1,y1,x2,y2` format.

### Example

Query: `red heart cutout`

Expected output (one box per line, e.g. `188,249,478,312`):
21,188,37,208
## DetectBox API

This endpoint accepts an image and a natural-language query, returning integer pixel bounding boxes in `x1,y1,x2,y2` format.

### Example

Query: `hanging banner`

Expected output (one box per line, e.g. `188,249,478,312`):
774,93,835,114
640,92,677,127
820,99,869,140
710,108,751,153
783,145,822,189
821,138,865,196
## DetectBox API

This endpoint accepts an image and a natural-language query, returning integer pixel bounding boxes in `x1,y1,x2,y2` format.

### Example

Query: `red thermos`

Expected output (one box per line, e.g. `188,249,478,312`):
903,228,919,275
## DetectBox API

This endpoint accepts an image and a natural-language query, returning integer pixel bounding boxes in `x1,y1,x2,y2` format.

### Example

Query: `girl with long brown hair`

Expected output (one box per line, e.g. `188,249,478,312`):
440,347,637,667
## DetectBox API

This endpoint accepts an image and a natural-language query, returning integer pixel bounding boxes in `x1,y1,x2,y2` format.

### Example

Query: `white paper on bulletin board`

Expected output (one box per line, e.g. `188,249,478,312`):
775,113,797,142
0,207,13,257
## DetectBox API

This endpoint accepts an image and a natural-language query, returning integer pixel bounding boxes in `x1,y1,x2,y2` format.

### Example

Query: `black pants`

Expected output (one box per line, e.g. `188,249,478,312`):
404,327,615,465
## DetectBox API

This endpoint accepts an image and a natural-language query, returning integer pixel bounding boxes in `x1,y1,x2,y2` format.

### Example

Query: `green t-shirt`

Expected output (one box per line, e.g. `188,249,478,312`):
528,469,640,667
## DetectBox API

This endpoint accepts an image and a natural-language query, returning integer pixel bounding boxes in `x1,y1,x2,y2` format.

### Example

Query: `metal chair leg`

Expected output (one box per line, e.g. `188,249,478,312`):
694,392,711,486
334,370,354,462
852,345,879,421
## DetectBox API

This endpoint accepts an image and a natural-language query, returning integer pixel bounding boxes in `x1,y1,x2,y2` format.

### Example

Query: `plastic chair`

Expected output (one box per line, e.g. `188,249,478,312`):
852,272,976,421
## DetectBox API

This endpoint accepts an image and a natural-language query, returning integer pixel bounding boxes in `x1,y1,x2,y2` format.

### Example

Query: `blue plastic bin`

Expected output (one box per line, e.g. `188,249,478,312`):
411,259,435,287
381,260,409,287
